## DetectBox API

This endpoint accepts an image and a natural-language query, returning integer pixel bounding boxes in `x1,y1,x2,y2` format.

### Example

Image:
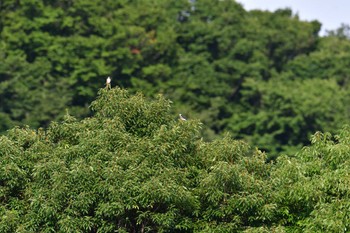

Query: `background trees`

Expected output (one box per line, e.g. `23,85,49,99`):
1,0,350,153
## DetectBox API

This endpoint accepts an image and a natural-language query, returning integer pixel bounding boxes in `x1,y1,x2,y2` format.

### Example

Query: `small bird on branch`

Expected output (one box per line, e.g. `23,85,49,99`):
179,114,187,121
106,76,111,89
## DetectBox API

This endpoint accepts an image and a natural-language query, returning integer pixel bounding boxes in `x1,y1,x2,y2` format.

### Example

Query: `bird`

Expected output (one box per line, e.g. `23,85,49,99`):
179,114,187,121
106,76,111,89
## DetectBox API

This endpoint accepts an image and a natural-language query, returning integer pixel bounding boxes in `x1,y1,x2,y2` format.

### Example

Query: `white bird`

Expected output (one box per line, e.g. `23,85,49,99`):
179,114,187,121
106,76,111,89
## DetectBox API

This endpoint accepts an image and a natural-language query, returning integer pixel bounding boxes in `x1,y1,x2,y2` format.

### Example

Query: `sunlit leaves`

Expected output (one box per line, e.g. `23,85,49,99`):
2,87,350,231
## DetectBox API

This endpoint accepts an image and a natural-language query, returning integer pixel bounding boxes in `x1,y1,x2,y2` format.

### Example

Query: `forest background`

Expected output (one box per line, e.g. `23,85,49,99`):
1,0,350,232
2,0,350,155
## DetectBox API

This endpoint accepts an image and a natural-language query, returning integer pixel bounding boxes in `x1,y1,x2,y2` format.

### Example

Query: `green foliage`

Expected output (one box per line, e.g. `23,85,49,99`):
2,87,350,231
3,1,350,229
228,77,350,155
1,0,350,159
269,126,350,232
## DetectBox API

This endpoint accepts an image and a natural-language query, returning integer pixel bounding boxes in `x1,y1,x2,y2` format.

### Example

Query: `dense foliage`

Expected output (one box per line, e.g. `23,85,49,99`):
1,87,350,232
1,1,350,231
1,0,350,154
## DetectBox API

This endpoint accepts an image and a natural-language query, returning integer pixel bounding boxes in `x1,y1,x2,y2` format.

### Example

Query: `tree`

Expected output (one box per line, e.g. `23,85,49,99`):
270,126,350,232
226,76,350,156
0,87,272,232
2,87,350,231
285,34,350,87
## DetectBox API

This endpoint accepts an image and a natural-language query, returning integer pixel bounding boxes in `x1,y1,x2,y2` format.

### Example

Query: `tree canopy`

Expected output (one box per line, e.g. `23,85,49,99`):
1,87,350,232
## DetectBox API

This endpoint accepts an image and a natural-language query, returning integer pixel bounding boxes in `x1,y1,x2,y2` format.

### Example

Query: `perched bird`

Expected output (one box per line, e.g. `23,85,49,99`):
179,114,187,121
106,76,111,84
106,76,111,89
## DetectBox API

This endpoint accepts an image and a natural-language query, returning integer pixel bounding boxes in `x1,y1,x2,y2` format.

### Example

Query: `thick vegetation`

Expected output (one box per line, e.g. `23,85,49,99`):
1,0,350,154
2,1,350,231
1,88,350,232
